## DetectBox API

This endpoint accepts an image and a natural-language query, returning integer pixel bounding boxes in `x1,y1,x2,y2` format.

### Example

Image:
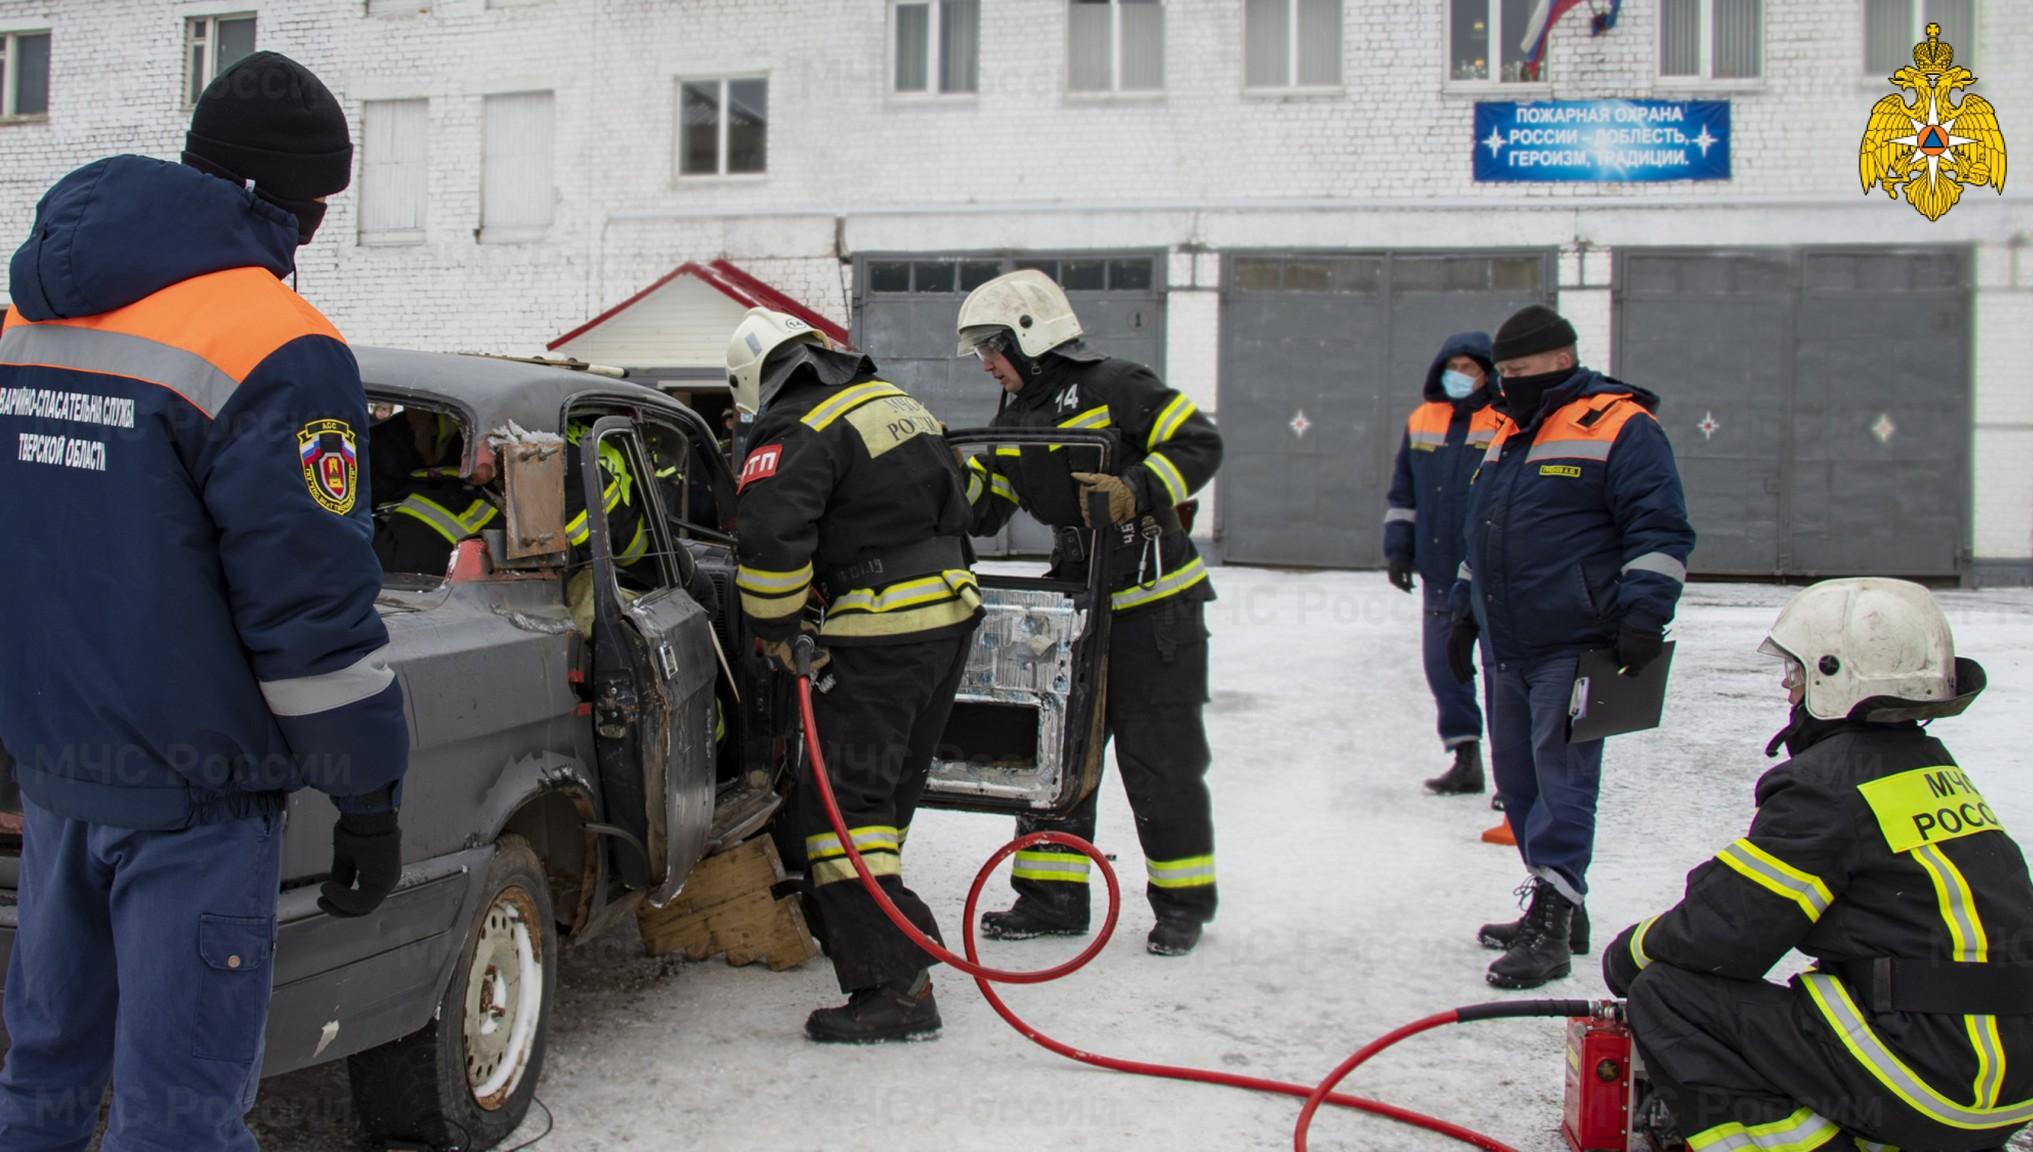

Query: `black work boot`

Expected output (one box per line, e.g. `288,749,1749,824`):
980,896,1089,941
1487,884,1576,989
1478,879,1590,955
805,970,942,1043
1424,741,1486,796
1147,915,1203,957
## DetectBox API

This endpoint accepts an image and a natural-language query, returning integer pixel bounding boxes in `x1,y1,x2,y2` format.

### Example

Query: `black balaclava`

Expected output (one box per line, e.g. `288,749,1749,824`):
1492,304,1580,424
183,51,353,244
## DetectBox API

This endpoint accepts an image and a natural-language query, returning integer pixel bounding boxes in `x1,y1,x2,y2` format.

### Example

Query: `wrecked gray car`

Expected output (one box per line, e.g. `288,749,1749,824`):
0,348,1120,1149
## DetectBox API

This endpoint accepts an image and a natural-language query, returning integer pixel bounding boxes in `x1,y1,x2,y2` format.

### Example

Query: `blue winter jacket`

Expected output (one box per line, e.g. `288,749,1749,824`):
1384,331,1500,598
0,156,408,829
1451,368,1695,664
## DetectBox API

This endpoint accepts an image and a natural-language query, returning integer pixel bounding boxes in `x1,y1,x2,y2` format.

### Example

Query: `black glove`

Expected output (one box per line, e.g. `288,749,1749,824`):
1602,923,1644,997
1386,557,1415,594
1616,622,1666,677
319,810,402,918
1446,618,1480,684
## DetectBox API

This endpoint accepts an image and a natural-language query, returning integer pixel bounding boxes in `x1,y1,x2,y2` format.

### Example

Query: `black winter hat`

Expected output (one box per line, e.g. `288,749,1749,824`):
1492,304,1579,363
184,51,352,204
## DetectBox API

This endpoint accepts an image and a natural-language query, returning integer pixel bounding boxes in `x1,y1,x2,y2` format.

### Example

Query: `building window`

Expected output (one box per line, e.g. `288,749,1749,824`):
480,91,554,235
894,0,979,95
359,99,428,242
186,14,256,106
677,77,767,177
1448,0,1547,83
1244,0,1341,89
1068,0,1164,94
1,31,51,119
1865,0,1974,73
1659,0,1762,80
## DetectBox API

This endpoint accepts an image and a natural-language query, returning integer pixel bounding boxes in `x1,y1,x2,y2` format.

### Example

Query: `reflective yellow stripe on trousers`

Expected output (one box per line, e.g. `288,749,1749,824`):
1147,853,1215,890
1686,1106,1843,1152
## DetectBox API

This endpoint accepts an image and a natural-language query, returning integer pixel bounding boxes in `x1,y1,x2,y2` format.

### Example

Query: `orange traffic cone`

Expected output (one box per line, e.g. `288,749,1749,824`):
1480,819,1516,846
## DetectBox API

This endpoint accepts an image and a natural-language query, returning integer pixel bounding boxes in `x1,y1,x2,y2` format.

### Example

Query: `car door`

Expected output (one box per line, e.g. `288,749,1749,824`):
917,428,1116,818
572,416,717,905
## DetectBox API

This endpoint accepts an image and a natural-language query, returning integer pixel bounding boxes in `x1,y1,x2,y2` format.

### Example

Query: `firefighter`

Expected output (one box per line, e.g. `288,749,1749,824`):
1605,578,2033,1152
1384,331,1503,800
0,54,408,1149
562,418,652,634
1449,303,1695,989
371,415,500,577
726,308,982,1042
956,269,1224,957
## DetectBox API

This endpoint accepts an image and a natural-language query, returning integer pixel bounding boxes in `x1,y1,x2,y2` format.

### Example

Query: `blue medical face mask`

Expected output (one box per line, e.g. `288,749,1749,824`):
1441,368,1481,400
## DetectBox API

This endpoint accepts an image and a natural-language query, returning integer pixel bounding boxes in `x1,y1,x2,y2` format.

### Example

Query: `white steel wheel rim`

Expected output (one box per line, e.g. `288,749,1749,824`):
464,885,544,1110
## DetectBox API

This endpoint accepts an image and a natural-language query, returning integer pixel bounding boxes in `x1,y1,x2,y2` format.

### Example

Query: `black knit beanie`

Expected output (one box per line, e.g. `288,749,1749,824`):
183,51,352,244
1492,304,1579,363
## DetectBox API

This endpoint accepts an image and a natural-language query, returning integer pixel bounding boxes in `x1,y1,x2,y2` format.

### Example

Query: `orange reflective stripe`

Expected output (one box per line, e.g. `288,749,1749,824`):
1532,394,1651,448
1405,401,1453,437
4,267,343,388
1469,407,1506,441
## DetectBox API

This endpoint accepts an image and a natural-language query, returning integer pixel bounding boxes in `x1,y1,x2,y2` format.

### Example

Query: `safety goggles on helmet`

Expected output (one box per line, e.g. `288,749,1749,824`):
970,329,1013,362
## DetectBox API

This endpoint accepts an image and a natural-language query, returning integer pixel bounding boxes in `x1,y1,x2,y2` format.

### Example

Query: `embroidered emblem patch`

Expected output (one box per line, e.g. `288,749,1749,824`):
738,443,783,491
297,419,358,515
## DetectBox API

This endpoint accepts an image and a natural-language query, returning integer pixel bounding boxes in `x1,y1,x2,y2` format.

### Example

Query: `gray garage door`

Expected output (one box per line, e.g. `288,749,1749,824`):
1217,251,1556,568
853,252,1166,554
1614,247,1970,578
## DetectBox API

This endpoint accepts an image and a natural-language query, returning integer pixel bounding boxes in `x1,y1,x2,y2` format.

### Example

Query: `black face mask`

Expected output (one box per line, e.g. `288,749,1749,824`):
1496,368,1570,422
256,188,326,245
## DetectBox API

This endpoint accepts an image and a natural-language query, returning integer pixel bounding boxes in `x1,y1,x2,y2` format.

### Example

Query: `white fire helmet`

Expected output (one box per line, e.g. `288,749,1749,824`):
954,269,1083,360
1758,577,1955,721
726,307,829,415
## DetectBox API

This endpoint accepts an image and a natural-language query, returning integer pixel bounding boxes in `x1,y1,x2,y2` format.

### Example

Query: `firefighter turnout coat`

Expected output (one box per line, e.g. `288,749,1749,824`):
1454,369,1695,662
964,344,1220,613
0,156,408,828
734,358,982,645
1606,701,2033,1151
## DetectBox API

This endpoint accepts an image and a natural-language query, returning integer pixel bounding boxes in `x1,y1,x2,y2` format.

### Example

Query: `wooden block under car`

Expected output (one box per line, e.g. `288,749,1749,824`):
636,835,818,972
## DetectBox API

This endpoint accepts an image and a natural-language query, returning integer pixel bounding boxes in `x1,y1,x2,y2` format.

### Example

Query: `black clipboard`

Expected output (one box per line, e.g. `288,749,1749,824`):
1567,641,1676,742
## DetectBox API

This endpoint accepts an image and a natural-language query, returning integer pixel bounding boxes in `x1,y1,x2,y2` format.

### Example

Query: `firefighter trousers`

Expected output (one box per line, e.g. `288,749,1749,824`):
1006,596,1217,926
1627,964,2025,1152
797,630,972,993
0,797,284,1152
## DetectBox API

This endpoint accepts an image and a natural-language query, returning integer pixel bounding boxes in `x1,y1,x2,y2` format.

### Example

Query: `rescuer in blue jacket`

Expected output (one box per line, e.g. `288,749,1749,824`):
0,54,408,1152
1384,331,1503,799
1448,304,1694,991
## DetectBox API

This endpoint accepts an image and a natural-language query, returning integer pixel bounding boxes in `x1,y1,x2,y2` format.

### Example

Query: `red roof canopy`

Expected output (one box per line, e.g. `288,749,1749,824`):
548,258,851,352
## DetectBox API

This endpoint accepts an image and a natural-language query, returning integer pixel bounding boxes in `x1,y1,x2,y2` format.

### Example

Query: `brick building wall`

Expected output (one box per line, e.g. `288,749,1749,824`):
0,0,2026,567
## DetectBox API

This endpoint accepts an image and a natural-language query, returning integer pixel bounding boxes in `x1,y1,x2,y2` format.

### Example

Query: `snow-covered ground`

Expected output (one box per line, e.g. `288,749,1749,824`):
250,568,2033,1152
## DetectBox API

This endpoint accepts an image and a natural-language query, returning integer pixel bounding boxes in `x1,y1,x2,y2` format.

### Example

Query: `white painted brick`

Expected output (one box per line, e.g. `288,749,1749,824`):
1,0,2028,558
1555,287,1614,374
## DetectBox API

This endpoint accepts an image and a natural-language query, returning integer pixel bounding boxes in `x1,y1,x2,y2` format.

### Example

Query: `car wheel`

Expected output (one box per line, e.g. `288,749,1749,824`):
348,834,558,1150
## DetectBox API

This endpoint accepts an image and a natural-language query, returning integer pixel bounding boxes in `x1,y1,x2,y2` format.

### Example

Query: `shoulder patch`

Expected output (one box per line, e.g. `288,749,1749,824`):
298,419,359,514
843,395,940,459
738,442,783,491
1857,765,2005,855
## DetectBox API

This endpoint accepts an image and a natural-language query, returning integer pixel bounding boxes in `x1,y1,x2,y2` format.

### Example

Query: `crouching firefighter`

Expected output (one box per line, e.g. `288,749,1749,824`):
725,308,983,1043
1605,578,2033,1152
956,269,1224,957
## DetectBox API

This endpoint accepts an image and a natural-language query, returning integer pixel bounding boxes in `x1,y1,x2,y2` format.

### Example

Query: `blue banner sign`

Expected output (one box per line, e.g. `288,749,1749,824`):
1473,100,1731,182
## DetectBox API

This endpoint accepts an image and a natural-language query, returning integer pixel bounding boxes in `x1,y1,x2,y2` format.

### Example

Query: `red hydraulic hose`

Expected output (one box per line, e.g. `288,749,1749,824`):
793,667,1555,1152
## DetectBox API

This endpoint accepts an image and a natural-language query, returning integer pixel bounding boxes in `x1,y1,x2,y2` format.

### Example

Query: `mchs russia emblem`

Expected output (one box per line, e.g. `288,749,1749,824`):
298,418,359,515
1859,23,2006,222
